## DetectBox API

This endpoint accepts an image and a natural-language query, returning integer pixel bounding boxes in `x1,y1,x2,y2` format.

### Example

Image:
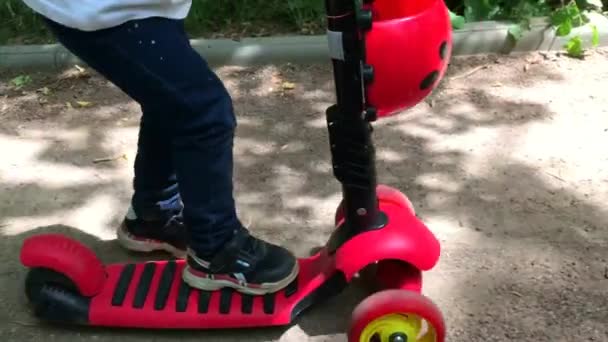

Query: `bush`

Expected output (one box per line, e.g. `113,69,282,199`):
0,0,326,44
448,0,604,57
449,0,605,25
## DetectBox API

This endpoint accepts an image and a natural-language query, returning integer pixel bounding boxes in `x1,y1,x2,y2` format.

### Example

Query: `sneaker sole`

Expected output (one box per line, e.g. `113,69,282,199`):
116,223,186,259
182,262,299,296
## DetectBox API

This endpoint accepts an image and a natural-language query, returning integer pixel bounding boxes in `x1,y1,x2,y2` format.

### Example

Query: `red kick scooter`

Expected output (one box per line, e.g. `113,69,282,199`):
19,0,453,341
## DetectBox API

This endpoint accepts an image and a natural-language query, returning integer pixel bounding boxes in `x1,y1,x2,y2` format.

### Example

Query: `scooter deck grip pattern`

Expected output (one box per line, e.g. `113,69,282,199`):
88,256,327,329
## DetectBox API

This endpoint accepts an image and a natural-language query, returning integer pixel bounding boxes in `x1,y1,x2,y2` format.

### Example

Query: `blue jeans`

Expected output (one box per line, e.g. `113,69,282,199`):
43,17,242,254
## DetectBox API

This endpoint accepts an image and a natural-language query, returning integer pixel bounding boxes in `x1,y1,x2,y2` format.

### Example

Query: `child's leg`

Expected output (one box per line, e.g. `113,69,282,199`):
43,17,297,294
119,107,185,257
44,18,187,257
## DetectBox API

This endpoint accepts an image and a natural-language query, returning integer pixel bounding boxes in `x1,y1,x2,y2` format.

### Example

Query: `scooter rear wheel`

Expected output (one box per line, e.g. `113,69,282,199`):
20,234,106,296
25,267,80,304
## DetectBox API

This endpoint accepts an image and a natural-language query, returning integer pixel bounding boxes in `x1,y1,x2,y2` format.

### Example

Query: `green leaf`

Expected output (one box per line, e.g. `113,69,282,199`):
565,35,584,57
508,24,524,40
556,19,573,36
449,10,466,29
550,8,569,26
591,24,600,46
551,1,583,28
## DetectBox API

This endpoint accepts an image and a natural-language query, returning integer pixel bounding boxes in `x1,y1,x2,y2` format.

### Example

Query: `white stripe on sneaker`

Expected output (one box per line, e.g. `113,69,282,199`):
187,248,212,267
233,272,246,285
126,205,138,220
116,223,185,259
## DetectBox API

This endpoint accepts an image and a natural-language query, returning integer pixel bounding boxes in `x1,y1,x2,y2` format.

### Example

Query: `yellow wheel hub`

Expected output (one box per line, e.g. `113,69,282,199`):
359,313,426,342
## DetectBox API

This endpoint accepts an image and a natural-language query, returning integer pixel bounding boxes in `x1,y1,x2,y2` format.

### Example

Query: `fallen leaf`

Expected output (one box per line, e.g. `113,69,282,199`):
450,64,488,80
37,86,51,95
281,82,296,90
66,101,73,109
76,101,93,108
93,153,127,164
59,65,90,80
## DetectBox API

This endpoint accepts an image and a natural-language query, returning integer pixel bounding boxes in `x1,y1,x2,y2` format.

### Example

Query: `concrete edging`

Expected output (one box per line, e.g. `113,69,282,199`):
1,13,607,69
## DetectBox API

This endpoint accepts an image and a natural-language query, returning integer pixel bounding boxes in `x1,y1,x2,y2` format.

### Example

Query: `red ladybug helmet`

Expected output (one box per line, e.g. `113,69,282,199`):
364,0,453,118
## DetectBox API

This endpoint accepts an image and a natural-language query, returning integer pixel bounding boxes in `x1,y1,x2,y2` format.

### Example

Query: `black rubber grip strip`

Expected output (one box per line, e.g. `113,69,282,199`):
263,293,275,314
154,260,176,310
112,264,135,306
241,294,253,314
175,280,191,312
219,288,233,314
198,290,211,313
285,278,298,298
132,262,156,308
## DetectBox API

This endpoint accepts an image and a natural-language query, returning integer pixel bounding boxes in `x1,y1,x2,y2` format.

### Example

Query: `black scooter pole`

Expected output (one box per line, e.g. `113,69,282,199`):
324,0,385,251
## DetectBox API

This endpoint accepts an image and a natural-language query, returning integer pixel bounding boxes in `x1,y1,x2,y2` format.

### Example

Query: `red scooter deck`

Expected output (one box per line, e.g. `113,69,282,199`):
89,251,342,329
22,237,346,329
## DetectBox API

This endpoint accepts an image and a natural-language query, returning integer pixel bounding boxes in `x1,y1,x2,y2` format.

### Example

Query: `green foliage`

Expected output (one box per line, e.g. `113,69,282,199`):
551,1,587,35
0,0,326,43
452,0,604,57
450,10,466,29
183,0,325,36
458,0,551,24
549,1,601,57
0,0,52,44
591,24,600,44
10,74,32,89
564,35,584,56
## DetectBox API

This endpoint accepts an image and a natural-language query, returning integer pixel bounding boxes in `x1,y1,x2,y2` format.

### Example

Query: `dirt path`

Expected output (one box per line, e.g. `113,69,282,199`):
1,48,607,341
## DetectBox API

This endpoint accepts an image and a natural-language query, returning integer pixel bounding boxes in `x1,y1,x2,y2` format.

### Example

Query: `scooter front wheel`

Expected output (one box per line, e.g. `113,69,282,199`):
349,289,445,342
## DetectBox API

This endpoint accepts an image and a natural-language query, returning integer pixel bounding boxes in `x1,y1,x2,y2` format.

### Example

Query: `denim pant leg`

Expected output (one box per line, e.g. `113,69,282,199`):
43,17,242,254
131,105,182,221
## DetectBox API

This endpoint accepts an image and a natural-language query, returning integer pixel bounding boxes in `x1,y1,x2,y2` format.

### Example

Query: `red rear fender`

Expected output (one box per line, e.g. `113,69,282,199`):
20,234,106,296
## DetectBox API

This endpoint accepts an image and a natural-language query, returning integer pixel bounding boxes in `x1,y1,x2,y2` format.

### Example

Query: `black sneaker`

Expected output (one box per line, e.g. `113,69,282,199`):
182,227,298,295
117,206,187,258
